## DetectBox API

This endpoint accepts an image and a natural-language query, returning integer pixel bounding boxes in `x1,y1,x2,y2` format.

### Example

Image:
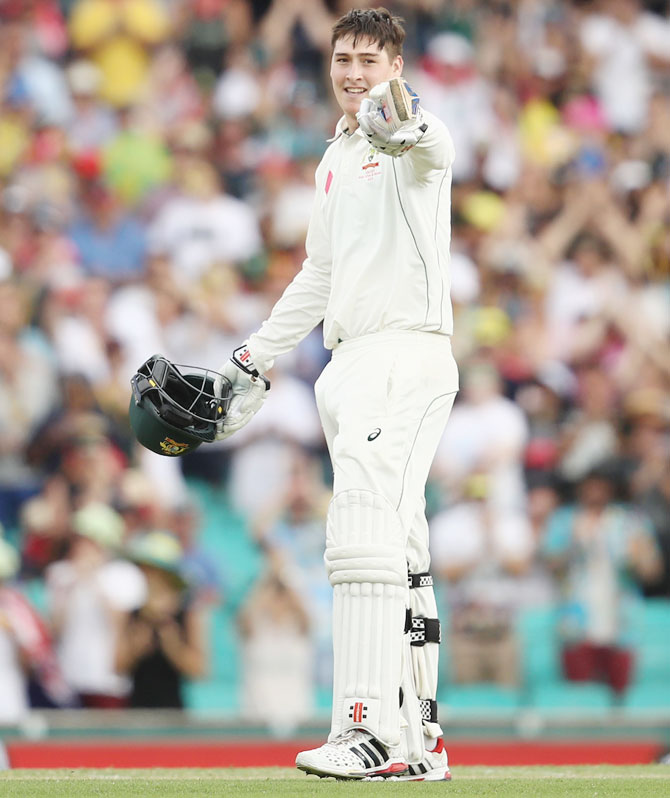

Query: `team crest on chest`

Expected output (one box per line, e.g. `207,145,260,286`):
359,146,382,180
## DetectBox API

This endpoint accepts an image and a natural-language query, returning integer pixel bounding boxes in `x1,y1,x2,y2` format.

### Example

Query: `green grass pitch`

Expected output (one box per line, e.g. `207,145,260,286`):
1,766,669,797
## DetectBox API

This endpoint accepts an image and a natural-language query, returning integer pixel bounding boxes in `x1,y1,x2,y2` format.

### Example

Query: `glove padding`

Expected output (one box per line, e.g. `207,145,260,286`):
214,344,270,440
357,77,427,157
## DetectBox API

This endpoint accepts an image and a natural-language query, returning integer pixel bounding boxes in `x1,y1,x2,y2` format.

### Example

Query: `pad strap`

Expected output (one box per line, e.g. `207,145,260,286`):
419,698,438,724
410,616,441,646
408,572,433,589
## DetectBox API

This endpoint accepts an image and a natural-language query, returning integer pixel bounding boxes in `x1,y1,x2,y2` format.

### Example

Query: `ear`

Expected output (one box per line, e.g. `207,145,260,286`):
392,55,403,77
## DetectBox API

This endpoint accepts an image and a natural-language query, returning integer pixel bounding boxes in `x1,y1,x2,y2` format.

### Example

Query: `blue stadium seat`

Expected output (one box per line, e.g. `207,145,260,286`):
529,680,613,712
621,681,670,711
632,599,670,684
440,684,523,714
183,679,238,713
516,605,561,687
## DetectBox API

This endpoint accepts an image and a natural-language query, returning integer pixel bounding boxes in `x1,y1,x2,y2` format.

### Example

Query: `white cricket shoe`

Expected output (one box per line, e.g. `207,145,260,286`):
295,728,408,780
396,737,452,781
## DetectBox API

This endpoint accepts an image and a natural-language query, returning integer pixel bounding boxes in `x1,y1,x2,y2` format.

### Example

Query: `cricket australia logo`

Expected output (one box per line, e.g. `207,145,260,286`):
359,146,382,181
159,437,190,456
348,702,368,723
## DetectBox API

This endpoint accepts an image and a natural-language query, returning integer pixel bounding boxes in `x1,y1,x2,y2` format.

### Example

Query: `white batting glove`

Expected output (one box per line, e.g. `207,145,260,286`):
357,77,427,157
214,344,270,440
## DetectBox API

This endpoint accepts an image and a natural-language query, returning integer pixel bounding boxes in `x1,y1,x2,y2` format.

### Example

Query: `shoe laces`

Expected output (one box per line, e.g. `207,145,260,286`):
331,728,364,745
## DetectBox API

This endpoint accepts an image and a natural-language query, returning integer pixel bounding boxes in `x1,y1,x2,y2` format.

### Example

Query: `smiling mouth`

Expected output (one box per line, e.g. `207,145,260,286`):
344,87,367,95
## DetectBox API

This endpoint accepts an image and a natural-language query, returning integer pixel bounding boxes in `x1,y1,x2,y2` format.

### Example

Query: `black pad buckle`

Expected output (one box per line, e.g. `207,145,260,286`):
410,616,441,646
408,571,433,589
419,698,438,723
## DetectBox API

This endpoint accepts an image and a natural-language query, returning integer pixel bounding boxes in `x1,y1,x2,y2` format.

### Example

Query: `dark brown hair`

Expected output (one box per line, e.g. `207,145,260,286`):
331,7,405,59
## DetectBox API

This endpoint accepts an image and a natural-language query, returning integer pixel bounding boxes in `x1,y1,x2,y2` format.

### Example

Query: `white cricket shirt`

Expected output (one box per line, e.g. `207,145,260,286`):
248,109,456,372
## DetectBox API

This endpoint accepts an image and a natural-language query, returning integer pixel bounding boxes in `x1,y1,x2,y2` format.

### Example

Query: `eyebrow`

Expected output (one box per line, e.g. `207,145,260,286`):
333,50,382,58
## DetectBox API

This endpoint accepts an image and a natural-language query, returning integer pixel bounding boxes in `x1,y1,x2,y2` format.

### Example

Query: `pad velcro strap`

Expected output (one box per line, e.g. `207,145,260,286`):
419,698,438,724
408,571,433,589
410,616,441,646
405,608,412,634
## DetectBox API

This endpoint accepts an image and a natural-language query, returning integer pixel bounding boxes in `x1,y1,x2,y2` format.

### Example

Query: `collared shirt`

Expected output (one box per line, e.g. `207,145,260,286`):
248,109,456,372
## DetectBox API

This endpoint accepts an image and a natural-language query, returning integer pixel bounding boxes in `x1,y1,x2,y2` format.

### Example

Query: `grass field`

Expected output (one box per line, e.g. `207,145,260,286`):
1,766,669,797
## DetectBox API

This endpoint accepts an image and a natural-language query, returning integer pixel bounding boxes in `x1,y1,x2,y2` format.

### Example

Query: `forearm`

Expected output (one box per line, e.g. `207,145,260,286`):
160,611,207,679
247,257,331,372
407,111,455,173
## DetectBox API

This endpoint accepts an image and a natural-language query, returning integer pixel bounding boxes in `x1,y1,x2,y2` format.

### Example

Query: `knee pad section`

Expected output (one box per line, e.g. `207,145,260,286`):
325,489,407,587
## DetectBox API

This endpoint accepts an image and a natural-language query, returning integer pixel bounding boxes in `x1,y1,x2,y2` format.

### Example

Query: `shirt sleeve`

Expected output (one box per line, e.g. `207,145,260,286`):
405,110,455,176
247,168,332,373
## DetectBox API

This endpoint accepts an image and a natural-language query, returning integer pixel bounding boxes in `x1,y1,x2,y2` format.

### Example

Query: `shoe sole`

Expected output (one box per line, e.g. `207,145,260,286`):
297,761,408,780
397,767,452,782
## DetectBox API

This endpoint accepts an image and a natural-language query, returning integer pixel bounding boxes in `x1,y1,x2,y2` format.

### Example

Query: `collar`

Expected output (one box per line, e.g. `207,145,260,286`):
327,116,366,143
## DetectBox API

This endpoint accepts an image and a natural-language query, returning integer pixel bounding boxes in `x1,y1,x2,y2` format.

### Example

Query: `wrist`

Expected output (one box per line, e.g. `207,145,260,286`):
232,344,261,377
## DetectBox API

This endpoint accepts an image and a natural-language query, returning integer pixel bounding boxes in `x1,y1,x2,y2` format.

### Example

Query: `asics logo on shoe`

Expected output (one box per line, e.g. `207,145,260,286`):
367,428,381,441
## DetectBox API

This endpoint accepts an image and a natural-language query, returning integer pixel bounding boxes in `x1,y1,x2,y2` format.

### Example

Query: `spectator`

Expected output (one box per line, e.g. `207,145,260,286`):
65,59,118,155
67,181,147,282
0,279,59,528
431,475,536,687
238,556,313,735
68,0,172,108
147,159,262,288
45,502,146,707
541,462,663,697
115,531,207,709
432,360,529,514
253,451,331,690
0,535,76,723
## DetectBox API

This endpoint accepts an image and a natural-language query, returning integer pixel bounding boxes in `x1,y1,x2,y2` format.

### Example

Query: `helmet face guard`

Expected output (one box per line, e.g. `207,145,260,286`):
129,355,231,456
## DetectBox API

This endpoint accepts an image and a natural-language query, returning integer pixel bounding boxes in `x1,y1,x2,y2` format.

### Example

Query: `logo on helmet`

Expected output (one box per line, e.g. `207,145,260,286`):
159,437,190,456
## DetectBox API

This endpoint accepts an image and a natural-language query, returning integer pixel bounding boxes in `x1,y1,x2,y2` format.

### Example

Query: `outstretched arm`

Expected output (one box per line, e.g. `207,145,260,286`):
357,78,455,172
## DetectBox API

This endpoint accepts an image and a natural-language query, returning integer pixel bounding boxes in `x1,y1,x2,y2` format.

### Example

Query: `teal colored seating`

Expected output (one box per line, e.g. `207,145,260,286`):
183,679,238,713
183,478,265,713
529,680,613,712
440,684,523,713
633,599,670,684
186,479,263,611
517,605,561,687
622,681,670,711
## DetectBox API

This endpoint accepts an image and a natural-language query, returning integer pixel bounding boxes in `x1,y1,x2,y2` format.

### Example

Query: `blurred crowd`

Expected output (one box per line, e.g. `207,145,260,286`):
0,0,669,730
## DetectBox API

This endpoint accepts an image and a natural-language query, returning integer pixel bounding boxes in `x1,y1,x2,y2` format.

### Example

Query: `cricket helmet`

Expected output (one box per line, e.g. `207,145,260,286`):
129,355,231,456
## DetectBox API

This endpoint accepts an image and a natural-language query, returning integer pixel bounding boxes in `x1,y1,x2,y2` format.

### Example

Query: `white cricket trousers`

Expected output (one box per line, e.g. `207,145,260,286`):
314,330,458,574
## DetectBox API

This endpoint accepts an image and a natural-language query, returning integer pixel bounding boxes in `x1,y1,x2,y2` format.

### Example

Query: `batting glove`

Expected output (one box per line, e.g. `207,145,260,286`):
357,78,428,157
214,344,270,440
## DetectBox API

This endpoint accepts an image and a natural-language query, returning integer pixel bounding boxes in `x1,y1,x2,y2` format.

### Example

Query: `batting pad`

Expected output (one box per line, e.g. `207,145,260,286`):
408,572,443,741
326,490,408,747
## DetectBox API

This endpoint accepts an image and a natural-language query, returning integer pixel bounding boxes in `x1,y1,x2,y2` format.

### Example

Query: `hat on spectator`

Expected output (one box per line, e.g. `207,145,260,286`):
427,33,474,66
72,503,125,549
125,531,187,589
66,60,102,96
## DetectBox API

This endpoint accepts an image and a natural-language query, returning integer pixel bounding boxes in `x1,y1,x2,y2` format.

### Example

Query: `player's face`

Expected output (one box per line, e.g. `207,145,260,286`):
330,35,402,127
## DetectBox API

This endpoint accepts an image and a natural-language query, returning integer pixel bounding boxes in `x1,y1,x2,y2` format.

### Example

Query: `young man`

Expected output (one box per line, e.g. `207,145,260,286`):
218,7,458,781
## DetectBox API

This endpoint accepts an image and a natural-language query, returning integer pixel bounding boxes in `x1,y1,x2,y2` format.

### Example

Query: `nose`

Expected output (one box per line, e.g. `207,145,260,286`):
347,60,363,81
